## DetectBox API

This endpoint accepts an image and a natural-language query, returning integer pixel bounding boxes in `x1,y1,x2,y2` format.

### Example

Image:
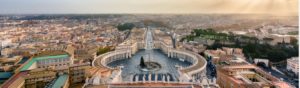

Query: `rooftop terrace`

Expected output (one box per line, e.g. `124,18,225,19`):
20,54,69,71
46,74,69,88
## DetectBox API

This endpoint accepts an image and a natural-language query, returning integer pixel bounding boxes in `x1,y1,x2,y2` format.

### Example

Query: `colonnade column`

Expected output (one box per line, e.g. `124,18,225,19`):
155,73,158,83
148,74,151,82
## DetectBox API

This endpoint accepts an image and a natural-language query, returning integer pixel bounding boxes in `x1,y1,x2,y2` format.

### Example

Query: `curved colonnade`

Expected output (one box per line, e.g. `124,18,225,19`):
153,41,207,81
92,41,207,82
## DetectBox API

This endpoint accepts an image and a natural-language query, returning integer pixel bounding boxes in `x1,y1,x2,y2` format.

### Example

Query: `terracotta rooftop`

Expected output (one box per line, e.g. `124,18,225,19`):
1,71,28,88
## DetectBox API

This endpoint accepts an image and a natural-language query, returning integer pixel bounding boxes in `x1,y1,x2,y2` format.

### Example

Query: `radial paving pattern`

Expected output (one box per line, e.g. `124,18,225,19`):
107,49,192,82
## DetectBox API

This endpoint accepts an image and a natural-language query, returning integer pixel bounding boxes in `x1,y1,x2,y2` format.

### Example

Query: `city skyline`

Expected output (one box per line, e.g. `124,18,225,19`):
0,0,298,87
0,0,298,16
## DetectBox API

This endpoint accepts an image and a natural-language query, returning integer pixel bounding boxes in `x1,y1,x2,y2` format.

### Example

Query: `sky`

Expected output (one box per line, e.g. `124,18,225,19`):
0,0,298,16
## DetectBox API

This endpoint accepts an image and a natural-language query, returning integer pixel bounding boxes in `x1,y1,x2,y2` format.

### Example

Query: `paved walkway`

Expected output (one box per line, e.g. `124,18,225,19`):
107,49,192,82
107,28,191,82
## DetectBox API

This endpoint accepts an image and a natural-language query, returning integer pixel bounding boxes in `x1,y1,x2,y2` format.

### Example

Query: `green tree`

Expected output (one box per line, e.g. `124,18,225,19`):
96,47,112,56
117,23,135,31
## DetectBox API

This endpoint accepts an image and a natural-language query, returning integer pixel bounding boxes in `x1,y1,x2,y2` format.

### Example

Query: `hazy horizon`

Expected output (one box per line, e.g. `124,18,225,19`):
0,0,298,16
